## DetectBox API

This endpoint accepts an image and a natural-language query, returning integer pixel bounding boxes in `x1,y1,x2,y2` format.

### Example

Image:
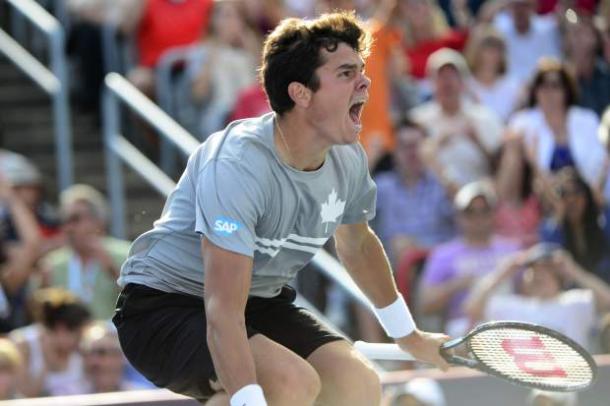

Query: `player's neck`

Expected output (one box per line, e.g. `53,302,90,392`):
274,114,330,171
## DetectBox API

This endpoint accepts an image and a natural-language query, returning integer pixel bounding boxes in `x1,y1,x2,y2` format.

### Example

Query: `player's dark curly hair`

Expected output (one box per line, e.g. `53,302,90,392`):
260,11,372,115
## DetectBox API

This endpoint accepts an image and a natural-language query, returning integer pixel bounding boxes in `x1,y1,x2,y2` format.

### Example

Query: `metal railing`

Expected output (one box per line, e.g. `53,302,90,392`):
102,71,375,329
0,0,73,191
155,44,203,173
103,73,197,238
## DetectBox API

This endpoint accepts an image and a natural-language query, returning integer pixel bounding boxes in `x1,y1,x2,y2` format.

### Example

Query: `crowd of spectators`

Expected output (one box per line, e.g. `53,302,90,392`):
0,151,149,399
2,0,610,403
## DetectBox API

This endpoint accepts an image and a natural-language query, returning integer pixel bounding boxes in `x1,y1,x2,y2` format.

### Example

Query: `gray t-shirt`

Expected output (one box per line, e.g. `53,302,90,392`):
119,113,376,298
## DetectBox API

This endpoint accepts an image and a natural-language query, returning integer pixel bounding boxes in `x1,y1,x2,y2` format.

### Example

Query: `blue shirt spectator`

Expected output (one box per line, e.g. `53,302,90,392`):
374,118,455,266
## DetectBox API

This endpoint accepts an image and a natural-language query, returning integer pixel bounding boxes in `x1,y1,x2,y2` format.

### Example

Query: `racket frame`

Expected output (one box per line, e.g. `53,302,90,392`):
440,321,598,392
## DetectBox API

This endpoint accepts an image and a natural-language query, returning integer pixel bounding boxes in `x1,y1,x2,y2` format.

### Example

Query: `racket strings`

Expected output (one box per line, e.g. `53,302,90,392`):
469,328,593,390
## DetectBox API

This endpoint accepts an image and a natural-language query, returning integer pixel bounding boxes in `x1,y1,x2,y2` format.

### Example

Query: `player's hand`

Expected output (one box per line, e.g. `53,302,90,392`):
396,329,451,371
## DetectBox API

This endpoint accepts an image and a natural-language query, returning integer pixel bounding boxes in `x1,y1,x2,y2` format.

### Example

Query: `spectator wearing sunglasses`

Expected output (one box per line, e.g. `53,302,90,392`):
419,181,520,337
507,59,606,190
40,185,131,320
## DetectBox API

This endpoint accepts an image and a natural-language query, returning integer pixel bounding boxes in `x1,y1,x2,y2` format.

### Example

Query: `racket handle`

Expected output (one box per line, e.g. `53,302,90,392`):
354,341,416,361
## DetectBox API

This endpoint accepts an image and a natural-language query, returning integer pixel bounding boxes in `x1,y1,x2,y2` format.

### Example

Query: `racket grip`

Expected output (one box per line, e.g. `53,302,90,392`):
354,341,416,361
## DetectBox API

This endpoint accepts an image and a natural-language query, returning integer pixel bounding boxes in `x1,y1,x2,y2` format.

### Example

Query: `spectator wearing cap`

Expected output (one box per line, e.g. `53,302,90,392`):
464,243,610,348
0,150,60,244
0,152,53,333
412,48,504,189
10,288,91,397
384,377,446,406
419,181,520,336
0,172,41,333
40,185,131,320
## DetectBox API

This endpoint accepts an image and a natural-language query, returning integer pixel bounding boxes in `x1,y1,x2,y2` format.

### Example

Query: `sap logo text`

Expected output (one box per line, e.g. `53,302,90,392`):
214,218,241,236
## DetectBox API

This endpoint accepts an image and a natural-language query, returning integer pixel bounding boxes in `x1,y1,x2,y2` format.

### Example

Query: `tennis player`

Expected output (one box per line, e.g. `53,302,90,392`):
113,11,449,406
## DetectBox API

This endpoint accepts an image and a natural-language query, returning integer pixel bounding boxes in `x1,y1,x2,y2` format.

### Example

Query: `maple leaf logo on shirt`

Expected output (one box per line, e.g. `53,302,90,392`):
320,188,345,233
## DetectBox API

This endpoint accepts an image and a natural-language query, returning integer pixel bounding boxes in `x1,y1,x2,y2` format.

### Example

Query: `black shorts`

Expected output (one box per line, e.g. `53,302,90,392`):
112,283,345,400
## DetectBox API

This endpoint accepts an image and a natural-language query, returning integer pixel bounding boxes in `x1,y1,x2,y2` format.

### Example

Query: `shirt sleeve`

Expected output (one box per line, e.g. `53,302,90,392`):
341,144,377,224
195,158,265,257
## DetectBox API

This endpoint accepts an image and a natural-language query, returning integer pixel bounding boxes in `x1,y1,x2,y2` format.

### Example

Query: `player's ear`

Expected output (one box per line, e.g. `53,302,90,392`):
287,82,312,108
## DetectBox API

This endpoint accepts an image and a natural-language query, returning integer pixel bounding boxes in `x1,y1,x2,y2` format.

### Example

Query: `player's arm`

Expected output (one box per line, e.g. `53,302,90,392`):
334,222,449,370
202,238,266,404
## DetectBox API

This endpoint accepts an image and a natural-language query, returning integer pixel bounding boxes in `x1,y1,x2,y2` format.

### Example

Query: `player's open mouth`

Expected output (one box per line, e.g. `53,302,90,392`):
349,101,365,125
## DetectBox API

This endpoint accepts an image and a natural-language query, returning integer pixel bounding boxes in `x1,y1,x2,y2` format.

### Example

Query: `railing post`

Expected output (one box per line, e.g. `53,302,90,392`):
103,86,126,239
49,27,73,191
156,57,177,175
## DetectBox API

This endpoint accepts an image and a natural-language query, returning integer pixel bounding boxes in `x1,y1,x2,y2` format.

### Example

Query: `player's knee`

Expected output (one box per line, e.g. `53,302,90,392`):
266,360,321,404
337,357,381,404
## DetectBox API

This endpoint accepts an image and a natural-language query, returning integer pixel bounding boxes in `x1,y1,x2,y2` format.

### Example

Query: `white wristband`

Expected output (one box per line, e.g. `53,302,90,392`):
230,384,267,406
373,295,416,338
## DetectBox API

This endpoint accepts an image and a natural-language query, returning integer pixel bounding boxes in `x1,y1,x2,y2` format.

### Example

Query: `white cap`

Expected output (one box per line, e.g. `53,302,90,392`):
0,150,41,186
426,48,470,79
453,180,497,211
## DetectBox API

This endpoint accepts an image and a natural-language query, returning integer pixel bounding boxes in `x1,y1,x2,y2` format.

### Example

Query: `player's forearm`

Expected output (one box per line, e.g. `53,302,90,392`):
337,230,399,307
206,305,258,396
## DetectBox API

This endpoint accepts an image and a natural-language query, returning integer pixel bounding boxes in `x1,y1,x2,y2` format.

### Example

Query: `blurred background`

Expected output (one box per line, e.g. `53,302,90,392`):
0,0,610,404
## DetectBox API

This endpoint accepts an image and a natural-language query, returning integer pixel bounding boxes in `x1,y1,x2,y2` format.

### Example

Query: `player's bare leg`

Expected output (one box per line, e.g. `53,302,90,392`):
205,334,321,405
307,340,381,406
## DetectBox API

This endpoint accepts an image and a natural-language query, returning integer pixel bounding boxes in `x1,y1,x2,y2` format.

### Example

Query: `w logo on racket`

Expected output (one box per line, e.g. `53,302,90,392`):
501,336,567,378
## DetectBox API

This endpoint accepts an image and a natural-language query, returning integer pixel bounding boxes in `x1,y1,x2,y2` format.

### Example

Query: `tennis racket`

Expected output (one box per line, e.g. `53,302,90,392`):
355,321,597,392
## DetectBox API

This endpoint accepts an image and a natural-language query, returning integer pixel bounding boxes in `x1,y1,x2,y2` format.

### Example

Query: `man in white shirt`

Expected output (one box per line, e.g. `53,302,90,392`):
411,48,504,190
492,0,561,82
